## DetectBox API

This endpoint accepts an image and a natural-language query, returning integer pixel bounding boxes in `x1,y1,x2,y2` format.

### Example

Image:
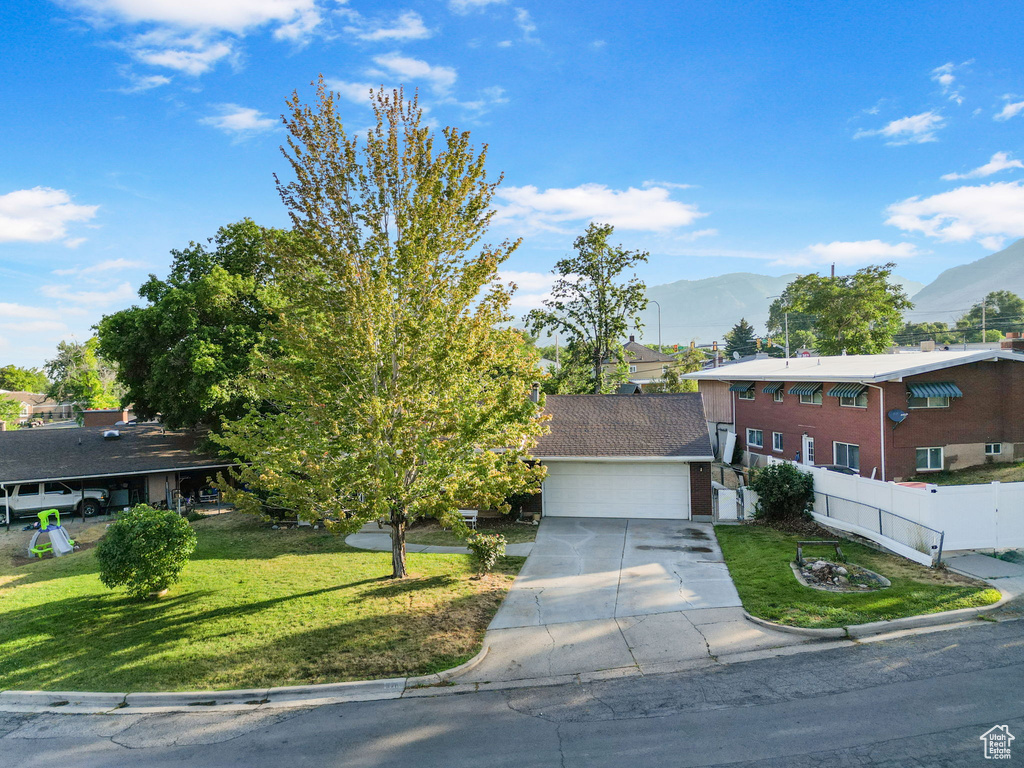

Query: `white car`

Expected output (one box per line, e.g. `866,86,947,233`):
3,482,109,519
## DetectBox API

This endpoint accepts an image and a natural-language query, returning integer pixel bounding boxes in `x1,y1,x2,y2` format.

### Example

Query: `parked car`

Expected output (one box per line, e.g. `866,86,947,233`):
2,482,109,519
817,464,858,476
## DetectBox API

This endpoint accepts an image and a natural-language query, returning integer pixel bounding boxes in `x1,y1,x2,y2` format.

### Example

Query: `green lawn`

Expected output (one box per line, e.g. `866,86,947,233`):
0,513,522,692
406,517,539,547
715,524,1000,629
906,461,1024,486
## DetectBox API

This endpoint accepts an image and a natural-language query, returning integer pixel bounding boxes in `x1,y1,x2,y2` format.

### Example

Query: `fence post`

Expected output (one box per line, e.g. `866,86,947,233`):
825,495,830,517
878,507,883,534
934,531,945,567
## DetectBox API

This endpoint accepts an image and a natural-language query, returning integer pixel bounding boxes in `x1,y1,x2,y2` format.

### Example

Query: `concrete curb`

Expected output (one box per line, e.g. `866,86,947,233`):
741,579,1013,640
405,645,490,689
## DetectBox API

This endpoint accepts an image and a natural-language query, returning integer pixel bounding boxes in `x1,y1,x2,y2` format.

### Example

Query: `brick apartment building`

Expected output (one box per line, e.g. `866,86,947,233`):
685,347,1024,482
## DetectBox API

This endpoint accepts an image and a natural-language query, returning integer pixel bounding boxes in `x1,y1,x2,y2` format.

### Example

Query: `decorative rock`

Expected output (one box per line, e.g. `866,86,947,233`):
811,560,828,571
272,525,280,529
835,566,848,576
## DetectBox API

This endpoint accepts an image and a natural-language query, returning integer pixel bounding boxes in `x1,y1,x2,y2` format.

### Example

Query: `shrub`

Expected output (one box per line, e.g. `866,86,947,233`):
96,504,198,599
748,462,815,522
466,532,506,576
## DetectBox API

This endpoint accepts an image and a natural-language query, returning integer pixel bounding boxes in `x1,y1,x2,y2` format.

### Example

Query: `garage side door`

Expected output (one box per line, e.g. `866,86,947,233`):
542,461,690,519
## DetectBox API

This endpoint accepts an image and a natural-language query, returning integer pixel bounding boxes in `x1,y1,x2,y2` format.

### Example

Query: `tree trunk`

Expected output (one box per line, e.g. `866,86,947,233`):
389,510,407,579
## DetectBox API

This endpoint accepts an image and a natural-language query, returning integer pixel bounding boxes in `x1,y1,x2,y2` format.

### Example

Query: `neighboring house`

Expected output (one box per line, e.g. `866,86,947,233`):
685,347,1024,482
81,408,136,427
0,390,73,424
0,424,232,521
602,336,676,384
530,394,714,520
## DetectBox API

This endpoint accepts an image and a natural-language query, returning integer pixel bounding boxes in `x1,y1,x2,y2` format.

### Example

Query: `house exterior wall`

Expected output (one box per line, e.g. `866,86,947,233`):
698,380,732,424
82,409,132,427
735,359,1024,481
689,462,712,517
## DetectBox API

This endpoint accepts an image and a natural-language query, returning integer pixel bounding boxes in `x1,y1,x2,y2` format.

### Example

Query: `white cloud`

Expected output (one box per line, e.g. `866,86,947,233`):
200,103,277,136
0,320,69,334
931,61,970,105
52,258,147,277
994,99,1024,122
449,0,507,12
498,269,555,293
885,181,1024,247
0,303,53,320
64,0,324,35
497,39,512,48
768,240,921,267
327,80,379,104
370,53,457,94
346,11,431,41
676,228,718,242
118,73,172,93
942,151,1024,181
39,281,138,306
642,180,695,190
0,187,98,244
513,7,537,41
493,183,707,232
854,111,946,145
128,31,236,75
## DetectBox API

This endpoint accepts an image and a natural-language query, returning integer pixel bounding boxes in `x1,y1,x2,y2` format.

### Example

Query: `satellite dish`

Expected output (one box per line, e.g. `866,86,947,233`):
887,409,908,424
732,351,741,360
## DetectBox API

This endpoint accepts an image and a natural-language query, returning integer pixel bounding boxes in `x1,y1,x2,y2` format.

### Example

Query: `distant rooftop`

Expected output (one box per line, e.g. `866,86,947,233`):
683,349,1024,384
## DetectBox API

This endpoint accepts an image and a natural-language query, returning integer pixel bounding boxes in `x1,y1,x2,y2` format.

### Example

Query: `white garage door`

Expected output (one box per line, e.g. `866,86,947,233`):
542,461,691,519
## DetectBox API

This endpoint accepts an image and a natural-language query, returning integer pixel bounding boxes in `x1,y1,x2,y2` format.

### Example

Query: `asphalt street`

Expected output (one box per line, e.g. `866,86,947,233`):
3,619,1022,767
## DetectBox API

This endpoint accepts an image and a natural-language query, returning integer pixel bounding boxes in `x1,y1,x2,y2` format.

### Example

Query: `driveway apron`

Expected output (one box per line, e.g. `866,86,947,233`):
458,518,808,682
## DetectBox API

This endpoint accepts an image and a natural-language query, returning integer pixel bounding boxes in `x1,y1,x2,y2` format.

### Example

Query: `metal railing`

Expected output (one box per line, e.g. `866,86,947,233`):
815,492,945,565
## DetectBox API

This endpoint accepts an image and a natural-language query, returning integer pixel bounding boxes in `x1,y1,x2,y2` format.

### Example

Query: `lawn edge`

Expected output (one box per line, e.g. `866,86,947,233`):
741,581,1012,639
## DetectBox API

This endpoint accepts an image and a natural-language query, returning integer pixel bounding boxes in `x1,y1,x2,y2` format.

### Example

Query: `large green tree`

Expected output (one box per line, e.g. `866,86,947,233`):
894,321,961,347
97,219,280,429
780,263,912,355
0,395,20,429
44,338,121,415
216,83,546,579
0,365,48,393
526,223,648,394
955,290,1024,342
724,318,758,359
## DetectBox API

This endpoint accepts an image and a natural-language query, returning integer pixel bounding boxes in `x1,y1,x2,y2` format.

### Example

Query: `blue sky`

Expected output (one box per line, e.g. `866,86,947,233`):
2,0,1024,368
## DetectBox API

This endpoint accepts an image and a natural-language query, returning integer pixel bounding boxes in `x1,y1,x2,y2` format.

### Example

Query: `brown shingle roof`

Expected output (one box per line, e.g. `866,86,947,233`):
534,394,712,458
0,391,61,409
0,425,230,484
622,341,676,363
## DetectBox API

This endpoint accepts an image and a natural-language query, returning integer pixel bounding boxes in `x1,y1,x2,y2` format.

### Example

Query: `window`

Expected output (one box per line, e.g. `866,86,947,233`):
737,389,755,401
43,482,71,495
773,390,783,402
985,443,1002,455
746,428,763,448
628,365,637,373
772,432,784,452
840,392,869,408
833,442,860,471
799,391,823,405
908,395,949,409
18,483,39,496
916,447,943,471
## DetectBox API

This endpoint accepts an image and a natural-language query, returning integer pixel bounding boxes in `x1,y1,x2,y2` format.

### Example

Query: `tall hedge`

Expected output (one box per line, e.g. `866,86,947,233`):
749,463,815,521
96,504,197,599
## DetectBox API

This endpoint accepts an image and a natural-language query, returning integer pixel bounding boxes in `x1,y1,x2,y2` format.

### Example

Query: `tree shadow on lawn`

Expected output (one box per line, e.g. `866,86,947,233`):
0,578,504,692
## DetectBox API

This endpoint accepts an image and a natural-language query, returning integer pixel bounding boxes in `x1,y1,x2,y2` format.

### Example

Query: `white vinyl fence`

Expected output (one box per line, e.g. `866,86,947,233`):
747,461,1024,565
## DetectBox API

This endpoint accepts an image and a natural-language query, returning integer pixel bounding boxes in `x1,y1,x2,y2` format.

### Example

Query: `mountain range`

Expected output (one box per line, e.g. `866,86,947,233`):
635,239,1024,344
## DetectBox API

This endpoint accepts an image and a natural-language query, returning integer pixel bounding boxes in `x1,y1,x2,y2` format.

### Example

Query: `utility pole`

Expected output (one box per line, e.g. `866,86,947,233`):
982,298,987,344
554,331,559,367
784,311,790,359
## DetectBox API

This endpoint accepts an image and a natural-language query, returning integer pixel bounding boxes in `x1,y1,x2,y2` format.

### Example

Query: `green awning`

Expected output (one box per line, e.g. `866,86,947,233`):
788,382,822,396
907,381,963,398
729,381,755,392
827,383,866,398
762,382,783,394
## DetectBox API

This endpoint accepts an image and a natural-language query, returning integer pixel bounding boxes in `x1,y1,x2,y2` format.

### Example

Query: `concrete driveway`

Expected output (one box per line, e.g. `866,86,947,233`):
459,518,808,682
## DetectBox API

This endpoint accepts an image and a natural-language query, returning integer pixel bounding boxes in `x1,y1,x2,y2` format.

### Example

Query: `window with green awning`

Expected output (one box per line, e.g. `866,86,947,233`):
762,382,783,394
827,384,866,398
728,381,755,392
906,382,963,398
787,382,822,396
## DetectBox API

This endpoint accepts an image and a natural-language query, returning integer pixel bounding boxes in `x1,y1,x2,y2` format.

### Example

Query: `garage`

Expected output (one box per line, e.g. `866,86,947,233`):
542,460,691,519
531,394,715,521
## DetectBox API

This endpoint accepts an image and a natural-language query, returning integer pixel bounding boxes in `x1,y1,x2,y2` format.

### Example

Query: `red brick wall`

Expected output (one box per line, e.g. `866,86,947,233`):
689,462,712,517
734,359,1024,481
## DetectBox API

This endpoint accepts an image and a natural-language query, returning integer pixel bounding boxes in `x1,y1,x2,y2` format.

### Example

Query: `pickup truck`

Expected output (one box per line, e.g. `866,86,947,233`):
2,482,109,519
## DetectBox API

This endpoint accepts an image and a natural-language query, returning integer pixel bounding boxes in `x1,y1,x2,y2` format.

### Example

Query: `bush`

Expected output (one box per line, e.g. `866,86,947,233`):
96,504,198,599
748,462,814,522
466,532,506,576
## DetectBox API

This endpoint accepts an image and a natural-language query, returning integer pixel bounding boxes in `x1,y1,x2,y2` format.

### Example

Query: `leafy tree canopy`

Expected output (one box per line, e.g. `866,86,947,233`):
0,395,20,429
44,338,121,415
954,290,1024,342
780,263,912,355
96,219,282,429
215,82,546,578
0,365,49,393
526,223,648,394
